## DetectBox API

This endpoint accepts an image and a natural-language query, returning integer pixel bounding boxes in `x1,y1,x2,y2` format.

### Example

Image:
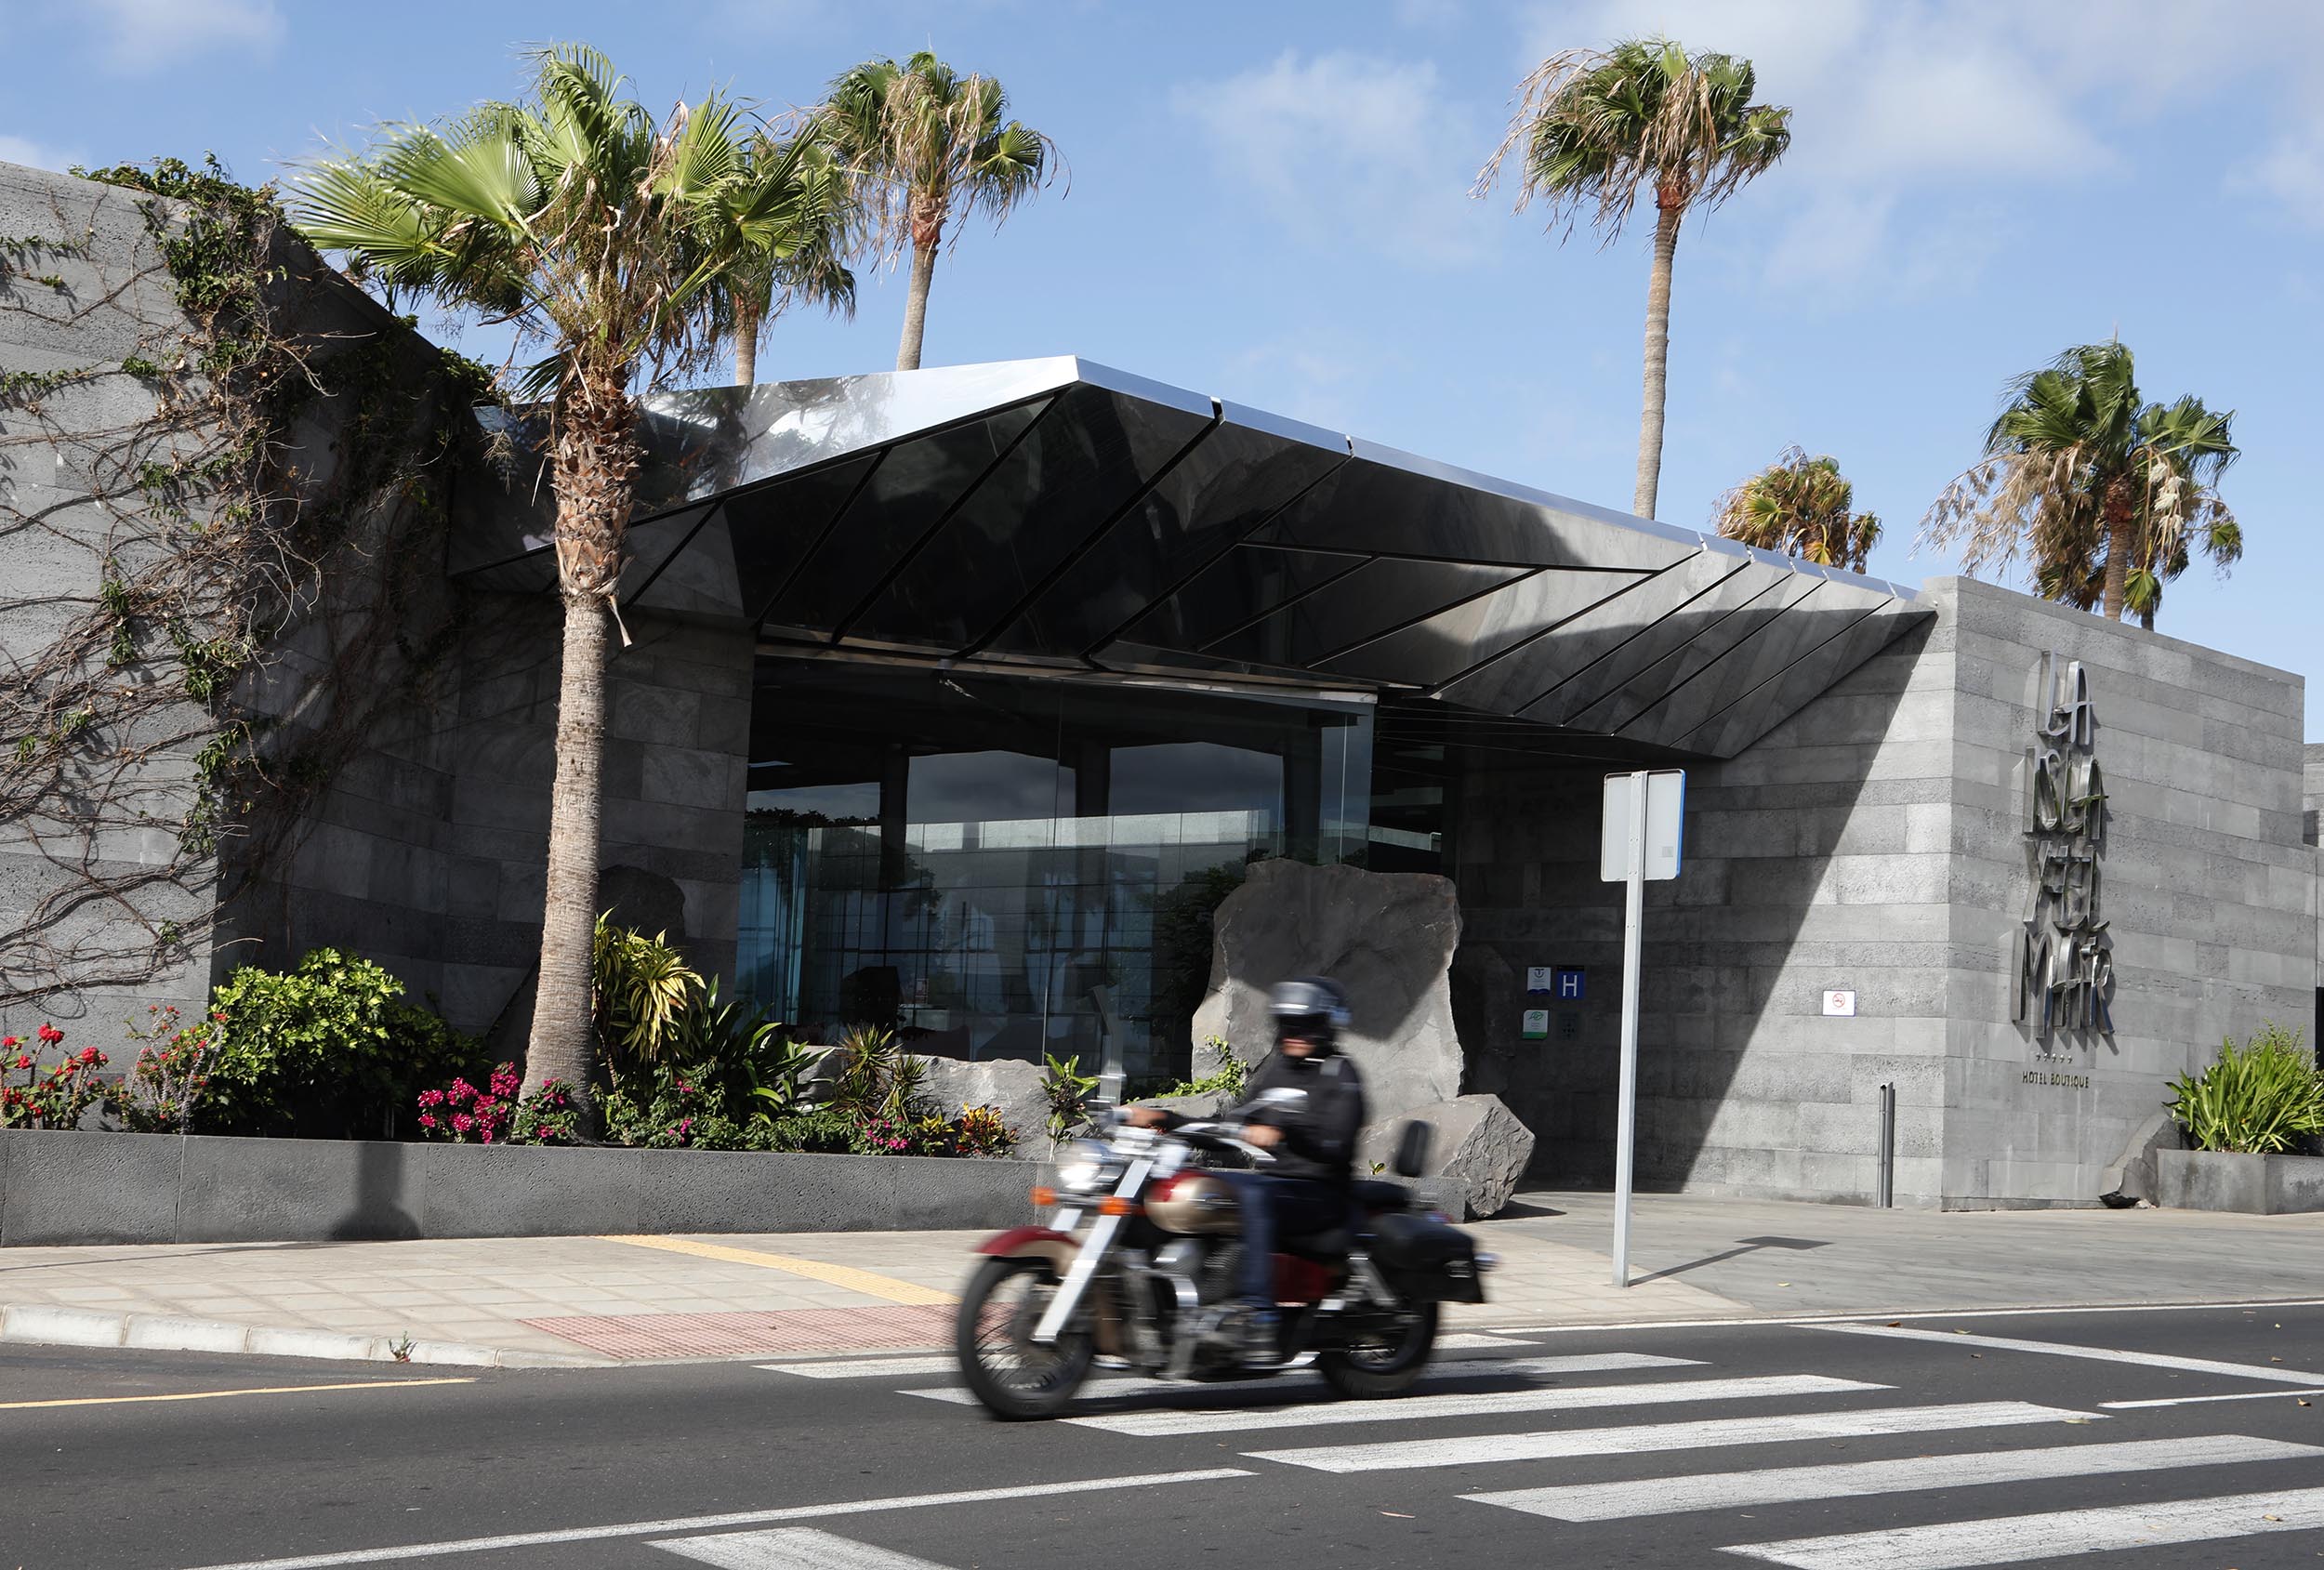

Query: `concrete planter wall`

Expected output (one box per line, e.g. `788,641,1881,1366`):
2157,1148,2324,1215
0,1128,1038,1247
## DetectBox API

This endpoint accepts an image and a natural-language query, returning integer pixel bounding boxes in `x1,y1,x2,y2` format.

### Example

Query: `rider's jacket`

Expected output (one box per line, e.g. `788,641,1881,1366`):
1224,1047,1368,1185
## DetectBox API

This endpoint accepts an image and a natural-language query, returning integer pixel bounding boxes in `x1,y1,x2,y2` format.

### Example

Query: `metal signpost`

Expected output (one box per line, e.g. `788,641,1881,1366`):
1601,768,1684,1287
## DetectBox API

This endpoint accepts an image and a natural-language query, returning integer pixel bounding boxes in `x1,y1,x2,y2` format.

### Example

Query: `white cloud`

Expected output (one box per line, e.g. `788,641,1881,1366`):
78,0,284,76
0,134,77,174
1519,0,2324,286
1173,50,1498,268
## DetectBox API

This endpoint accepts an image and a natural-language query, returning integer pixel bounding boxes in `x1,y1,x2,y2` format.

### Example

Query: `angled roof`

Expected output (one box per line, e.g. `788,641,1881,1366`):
454,356,1928,761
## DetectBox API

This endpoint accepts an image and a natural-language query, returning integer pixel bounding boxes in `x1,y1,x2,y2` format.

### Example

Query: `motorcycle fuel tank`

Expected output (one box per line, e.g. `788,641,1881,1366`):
1144,1171,1239,1234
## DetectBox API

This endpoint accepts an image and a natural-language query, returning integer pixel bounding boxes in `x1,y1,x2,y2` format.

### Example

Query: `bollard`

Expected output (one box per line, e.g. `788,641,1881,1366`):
1877,1081,1896,1208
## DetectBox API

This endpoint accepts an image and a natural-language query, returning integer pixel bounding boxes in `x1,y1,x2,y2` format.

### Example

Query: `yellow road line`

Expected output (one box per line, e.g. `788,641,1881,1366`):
598,1235,957,1306
0,1378,473,1411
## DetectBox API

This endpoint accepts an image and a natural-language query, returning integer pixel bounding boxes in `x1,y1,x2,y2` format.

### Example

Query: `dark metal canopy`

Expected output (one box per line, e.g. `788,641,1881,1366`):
454,357,1927,761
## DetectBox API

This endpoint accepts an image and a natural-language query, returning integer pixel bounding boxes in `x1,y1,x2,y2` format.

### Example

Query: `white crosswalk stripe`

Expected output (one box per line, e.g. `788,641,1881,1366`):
654,1526,948,1569
1465,1434,2324,1521
1721,1485,2324,1569
791,1332,2324,1567
1248,1401,2093,1472
894,1349,1698,1407
1076,1372,1882,1437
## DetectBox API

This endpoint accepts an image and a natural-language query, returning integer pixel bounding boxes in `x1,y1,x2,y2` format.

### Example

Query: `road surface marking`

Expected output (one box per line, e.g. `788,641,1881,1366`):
2102,1387,2324,1408
760,1356,960,1379
1070,1372,1883,1436
1466,1434,2321,1521
655,1526,946,1569
1436,1331,1542,1348
1248,1401,2094,1473
1722,1485,2324,1569
1488,1298,2324,1335
176,1470,1252,1570
1814,1322,2324,1385
904,1349,1697,1407
0,1378,473,1411
598,1235,957,1306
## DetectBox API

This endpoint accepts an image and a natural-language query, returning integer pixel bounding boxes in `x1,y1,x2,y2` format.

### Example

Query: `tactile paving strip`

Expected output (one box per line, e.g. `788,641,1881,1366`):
522,1304,955,1359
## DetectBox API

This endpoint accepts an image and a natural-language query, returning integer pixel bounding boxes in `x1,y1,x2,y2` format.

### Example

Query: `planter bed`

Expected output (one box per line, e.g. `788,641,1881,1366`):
2157,1148,2324,1215
0,1128,1039,1247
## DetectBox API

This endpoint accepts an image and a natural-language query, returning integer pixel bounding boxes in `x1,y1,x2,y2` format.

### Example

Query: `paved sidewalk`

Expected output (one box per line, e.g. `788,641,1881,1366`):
0,1191,2316,1368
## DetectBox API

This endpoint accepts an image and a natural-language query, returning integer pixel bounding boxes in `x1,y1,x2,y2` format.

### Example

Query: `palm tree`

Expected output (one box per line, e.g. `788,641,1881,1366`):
822,49,1058,371
1922,341,2240,627
1714,446,1881,572
721,129,858,386
1476,37,1790,521
292,46,852,1113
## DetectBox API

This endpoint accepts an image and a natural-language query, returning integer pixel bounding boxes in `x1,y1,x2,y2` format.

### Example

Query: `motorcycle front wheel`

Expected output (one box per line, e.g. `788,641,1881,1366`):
1318,1301,1438,1398
954,1256,1097,1420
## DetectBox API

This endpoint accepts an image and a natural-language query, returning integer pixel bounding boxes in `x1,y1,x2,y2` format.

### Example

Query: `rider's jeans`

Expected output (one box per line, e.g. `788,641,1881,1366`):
1220,1173,1346,1310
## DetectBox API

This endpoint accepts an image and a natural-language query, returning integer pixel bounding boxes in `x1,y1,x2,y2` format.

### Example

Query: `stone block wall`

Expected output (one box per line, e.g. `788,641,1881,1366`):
1454,576,2314,1208
1,158,752,1051
2,162,234,1037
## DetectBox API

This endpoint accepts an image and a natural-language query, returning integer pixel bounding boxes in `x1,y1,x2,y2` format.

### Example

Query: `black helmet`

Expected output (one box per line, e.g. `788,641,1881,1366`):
1268,976,1351,1047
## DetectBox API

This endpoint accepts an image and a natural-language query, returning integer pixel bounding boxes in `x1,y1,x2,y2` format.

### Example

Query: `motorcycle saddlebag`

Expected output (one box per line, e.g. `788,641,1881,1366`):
1368,1210,1486,1304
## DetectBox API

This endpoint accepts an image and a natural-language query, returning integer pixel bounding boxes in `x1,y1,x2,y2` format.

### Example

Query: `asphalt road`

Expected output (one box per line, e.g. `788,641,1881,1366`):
9,1301,2324,1570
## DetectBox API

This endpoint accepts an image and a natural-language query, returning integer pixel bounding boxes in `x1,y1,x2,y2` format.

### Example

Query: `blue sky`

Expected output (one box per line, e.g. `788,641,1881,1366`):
5,0,2318,729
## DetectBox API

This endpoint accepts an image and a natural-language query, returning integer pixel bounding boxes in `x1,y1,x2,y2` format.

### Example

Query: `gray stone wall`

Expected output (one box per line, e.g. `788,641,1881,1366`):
1,161,231,1038
1,158,751,1051
1454,576,2314,1209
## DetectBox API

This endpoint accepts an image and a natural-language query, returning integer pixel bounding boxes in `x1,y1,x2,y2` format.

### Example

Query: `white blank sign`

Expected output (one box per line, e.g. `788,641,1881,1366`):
1601,770,1685,882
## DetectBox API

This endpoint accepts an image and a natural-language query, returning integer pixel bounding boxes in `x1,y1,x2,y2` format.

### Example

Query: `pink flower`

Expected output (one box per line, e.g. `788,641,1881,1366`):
451,1112,475,1133
417,1114,438,1129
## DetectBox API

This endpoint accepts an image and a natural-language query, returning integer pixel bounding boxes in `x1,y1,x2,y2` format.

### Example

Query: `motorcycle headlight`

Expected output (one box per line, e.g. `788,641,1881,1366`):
1053,1140,1114,1194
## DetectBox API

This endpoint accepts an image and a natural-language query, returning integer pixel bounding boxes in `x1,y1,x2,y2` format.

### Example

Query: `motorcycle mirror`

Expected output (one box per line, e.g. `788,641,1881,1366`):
1392,1119,1433,1178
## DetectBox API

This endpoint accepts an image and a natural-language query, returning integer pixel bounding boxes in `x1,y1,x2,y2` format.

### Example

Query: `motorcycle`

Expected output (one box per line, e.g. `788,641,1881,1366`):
953,1107,1495,1419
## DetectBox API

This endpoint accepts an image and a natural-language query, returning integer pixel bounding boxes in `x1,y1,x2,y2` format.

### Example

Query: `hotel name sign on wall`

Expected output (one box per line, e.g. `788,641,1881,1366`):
2016,652,2112,1039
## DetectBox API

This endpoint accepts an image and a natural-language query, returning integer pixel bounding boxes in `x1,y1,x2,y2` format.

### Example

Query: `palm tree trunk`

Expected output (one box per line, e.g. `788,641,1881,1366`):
896,239,938,371
733,297,760,387
528,593,610,1110
1632,200,1684,521
2100,475,2134,622
525,373,640,1121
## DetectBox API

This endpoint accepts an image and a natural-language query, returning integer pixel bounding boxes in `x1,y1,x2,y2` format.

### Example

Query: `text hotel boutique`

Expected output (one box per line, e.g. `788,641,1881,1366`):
400,355,2309,1214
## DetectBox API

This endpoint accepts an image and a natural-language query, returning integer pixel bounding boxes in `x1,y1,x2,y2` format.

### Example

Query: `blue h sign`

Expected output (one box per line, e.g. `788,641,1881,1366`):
1554,967,1586,1001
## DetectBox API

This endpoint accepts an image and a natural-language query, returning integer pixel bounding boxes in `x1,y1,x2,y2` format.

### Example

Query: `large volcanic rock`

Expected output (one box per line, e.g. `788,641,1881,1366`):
916,1055,1049,1150
1359,1094,1536,1220
1192,860,1464,1118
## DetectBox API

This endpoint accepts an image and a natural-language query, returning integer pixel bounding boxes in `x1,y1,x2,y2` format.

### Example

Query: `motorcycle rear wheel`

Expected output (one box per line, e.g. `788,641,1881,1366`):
955,1256,1097,1420
1317,1302,1438,1398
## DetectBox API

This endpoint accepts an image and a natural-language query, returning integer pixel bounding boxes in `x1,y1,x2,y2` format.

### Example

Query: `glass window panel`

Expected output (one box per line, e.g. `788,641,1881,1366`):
735,657,1373,1085
1202,559,1528,668
851,385,1215,651
1116,544,1367,654
719,452,881,627
997,421,1348,655
763,400,1046,636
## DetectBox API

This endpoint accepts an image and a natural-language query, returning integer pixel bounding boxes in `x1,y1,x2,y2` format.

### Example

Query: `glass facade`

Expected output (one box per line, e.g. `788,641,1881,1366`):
736,658,1372,1079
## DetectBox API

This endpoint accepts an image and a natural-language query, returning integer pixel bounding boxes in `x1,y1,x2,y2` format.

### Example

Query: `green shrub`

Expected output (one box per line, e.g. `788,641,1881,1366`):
1042,1051,1099,1141
2167,1022,2324,1154
1155,1036,1248,1102
591,916,699,1079
205,948,483,1138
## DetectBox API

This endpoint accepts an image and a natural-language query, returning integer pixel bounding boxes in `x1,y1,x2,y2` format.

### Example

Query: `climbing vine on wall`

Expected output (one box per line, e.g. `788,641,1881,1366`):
0,155,495,1011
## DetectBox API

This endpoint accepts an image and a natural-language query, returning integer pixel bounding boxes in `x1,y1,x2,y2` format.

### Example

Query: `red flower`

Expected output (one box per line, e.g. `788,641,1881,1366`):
11,1056,27,1071
36,1023,63,1045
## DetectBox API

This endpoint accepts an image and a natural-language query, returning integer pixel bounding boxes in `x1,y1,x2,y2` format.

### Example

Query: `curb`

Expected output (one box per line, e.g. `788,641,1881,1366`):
0,1303,606,1369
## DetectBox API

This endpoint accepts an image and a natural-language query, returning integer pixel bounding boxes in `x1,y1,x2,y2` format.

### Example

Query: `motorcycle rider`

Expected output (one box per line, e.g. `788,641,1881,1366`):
1125,976,1367,1363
